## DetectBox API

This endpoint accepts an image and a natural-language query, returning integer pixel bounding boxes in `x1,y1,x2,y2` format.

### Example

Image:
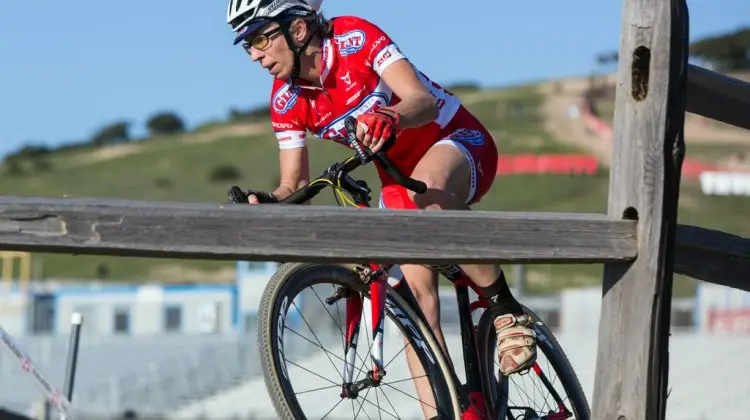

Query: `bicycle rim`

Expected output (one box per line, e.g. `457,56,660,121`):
257,262,463,419
477,305,591,419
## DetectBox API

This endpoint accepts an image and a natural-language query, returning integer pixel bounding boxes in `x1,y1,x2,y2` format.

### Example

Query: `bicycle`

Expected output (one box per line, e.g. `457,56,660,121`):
228,116,590,419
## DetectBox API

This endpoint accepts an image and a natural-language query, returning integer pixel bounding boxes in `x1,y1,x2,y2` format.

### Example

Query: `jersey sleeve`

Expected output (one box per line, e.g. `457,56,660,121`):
358,19,408,76
269,81,307,150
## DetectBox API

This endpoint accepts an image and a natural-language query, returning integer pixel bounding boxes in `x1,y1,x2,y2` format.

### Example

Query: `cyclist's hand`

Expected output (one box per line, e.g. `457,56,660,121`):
227,186,278,205
355,108,399,153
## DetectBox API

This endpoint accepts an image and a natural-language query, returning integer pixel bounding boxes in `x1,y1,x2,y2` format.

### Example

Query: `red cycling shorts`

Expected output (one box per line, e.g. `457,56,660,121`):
379,105,498,210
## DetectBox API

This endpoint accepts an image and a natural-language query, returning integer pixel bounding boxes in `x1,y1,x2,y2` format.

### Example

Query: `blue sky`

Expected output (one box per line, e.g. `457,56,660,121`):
1,0,747,157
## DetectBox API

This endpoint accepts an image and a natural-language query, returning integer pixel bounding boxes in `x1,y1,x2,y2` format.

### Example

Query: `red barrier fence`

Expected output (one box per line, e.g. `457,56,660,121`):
497,154,599,175
706,308,750,334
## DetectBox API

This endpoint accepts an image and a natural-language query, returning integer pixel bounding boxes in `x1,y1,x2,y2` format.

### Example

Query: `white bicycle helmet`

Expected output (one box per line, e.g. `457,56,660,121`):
227,0,323,45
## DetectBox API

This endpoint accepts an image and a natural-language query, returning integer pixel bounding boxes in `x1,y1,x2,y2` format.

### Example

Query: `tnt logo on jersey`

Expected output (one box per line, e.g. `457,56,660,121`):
272,82,300,115
334,30,366,56
318,92,389,139
450,129,485,146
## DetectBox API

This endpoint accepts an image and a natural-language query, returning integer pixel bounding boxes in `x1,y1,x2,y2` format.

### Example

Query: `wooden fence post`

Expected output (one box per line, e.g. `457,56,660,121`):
592,0,689,419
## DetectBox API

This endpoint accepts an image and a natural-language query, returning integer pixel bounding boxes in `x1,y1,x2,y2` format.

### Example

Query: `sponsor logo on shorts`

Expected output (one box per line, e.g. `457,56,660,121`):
451,129,485,146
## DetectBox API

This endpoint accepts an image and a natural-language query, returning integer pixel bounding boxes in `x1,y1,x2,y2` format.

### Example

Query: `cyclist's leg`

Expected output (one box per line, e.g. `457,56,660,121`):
379,192,446,418
406,106,537,376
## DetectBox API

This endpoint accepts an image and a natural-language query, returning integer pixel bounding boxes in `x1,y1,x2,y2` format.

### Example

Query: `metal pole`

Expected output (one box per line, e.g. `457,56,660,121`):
513,264,527,297
62,313,83,403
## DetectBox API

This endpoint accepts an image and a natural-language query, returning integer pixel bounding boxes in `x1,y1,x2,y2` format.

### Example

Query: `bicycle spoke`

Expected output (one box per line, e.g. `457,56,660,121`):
284,327,368,378
382,341,410,371
383,374,428,385
309,284,370,375
353,386,373,420
294,383,341,396
291,300,346,383
374,383,382,420
363,406,374,420
508,375,537,411
330,284,346,350
286,359,339,387
357,390,400,420
321,396,346,420
377,386,401,420
310,285,353,349
380,381,438,411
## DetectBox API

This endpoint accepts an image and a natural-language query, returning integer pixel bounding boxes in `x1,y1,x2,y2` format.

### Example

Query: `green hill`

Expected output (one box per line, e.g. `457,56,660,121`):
2,80,748,296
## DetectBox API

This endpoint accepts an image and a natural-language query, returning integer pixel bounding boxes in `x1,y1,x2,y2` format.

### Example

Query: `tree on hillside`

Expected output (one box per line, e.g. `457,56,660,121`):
228,105,270,122
595,51,619,67
690,27,750,72
91,121,130,146
2,142,54,176
8,144,52,160
146,111,185,136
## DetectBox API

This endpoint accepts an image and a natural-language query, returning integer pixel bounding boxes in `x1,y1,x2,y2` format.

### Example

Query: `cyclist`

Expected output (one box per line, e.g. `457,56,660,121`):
226,0,537,407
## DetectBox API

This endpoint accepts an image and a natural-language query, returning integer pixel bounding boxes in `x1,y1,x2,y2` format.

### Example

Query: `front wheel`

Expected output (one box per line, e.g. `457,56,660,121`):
257,262,464,419
477,305,591,419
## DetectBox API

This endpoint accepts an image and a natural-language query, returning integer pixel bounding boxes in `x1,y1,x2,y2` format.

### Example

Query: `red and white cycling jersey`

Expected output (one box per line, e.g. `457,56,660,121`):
269,15,463,179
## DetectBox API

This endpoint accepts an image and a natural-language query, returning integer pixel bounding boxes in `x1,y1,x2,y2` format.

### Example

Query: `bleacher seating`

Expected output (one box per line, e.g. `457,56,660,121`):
0,331,269,418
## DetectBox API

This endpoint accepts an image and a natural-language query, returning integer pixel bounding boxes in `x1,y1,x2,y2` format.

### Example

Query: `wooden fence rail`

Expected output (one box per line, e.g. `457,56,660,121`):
0,0,748,419
0,197,747,289
675,224,750,292
686,64,750,130
0,196,638,264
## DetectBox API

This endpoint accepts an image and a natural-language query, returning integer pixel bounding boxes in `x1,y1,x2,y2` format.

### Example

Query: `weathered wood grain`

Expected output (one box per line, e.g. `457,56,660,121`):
675,224,750,292
686,64,750,130
0,196,637,264
592,0,688,418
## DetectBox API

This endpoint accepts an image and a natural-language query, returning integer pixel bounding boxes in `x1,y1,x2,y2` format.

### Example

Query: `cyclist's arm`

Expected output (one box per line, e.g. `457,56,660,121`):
272,146,310,203
269,81,310,203
379,60,438,129
360,19,437,129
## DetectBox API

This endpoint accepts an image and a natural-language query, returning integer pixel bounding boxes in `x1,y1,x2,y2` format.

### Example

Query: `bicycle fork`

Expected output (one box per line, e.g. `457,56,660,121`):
338,263,431,398
338,263,390,399
335,263,491,419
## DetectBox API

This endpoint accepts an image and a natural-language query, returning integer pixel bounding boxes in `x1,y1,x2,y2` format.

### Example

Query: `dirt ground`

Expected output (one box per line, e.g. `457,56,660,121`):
539,75,749,170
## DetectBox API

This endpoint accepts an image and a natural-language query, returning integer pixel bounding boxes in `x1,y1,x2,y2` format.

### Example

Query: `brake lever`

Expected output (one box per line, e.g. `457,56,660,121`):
344,117,375,164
